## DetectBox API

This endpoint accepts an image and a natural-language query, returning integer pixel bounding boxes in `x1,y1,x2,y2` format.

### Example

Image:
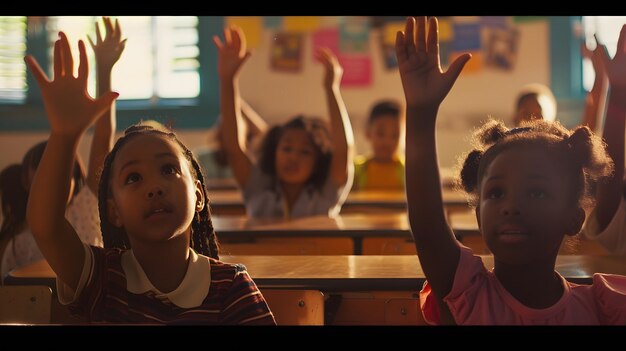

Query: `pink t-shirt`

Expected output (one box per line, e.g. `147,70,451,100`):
420,246,626,325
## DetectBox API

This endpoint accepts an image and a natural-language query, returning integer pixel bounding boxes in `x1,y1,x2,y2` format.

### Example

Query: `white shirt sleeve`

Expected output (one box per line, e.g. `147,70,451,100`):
65,187,103,248
583,197,626,255
56,243,94,305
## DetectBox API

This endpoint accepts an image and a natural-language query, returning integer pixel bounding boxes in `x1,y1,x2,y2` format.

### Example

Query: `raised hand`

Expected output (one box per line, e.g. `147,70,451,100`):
395,16,471,110
316,47,343,90
213,26,251,79
87,17,126,72
599,25,626,94
24,32,118,138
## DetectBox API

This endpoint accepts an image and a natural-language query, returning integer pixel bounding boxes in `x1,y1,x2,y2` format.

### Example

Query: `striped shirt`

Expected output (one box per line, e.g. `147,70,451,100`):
58,245,276,325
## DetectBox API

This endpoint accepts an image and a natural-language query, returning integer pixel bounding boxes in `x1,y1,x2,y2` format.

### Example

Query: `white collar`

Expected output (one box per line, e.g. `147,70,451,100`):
121,248,212,308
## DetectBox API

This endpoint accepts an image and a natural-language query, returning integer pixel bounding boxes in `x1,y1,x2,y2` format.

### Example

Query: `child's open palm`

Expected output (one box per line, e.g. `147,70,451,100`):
213,26,251,79
395,17,470,110
24,32,118,137
88,17,126,71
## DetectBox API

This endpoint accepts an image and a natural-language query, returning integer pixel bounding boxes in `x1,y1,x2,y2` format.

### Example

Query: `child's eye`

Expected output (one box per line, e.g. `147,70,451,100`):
486,188,504,199
162,164,179,175
529,188,547,199
125,173,141,184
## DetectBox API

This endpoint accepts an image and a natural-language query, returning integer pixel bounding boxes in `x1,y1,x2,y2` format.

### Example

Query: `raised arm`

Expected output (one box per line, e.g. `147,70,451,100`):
594,26,626,231
213,26,254,187
240,99,268,139
25,33,118,290
86,17,126,193
581,35,608,132
396,17,470,298
316,48,354,187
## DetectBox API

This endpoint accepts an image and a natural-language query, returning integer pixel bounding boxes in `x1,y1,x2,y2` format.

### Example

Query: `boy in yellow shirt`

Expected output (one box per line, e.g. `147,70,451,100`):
354,100,405,191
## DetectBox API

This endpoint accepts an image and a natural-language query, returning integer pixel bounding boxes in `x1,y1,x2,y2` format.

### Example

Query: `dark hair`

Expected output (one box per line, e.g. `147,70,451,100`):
0,141,85,247
457,119,613,209
257,115,333,191
368,100,401,125
97,124,220,259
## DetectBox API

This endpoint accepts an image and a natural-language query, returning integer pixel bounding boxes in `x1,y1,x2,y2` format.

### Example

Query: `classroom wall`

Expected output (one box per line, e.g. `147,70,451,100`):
0,17,550,173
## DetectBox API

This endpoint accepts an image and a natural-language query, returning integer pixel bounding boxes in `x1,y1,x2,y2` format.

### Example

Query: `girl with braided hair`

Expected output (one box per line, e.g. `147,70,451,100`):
397,16,626,324
24,32,275,325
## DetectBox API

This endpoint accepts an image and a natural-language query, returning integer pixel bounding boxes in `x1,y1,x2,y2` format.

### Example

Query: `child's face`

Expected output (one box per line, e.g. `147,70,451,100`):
275,128,318,185
477,146,580,264
514,96,543,126
366,115,401,161
106,134,203,245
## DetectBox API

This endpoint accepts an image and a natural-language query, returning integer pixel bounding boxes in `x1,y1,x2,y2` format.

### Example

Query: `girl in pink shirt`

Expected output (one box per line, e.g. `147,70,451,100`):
397,16,626,325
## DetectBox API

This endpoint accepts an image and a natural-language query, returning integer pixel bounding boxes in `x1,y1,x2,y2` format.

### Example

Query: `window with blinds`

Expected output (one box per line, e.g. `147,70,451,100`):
48,16,200,101
582,16,626,91
0,16,200,105
0,16,27,104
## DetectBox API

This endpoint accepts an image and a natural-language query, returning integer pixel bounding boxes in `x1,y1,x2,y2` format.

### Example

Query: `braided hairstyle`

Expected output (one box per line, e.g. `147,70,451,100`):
97,124,219,259
456,118,613,210
257,115,333,191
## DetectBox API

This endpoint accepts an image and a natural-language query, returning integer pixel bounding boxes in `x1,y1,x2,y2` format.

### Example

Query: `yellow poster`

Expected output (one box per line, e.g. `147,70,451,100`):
226,16,263,49
383,22,405,45
283,16,320,33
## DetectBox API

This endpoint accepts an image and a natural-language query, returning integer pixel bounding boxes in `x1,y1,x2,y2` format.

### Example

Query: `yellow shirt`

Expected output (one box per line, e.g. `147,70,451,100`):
353,155,405,191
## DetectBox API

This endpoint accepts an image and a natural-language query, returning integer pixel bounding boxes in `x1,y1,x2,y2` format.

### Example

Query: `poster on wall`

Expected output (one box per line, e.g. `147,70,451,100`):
226,16,263,49
338,55,372,87
339,16,370,54
485,28,519,70
270,32,304,72
312,28,340,60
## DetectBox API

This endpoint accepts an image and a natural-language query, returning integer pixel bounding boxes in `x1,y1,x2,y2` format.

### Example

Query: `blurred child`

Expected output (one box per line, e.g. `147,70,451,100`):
583,26,626,255
1,17,124,279
24,31,275,324
513,83,557,126
398,16,626,324
214,26,354,218
353,100,405,191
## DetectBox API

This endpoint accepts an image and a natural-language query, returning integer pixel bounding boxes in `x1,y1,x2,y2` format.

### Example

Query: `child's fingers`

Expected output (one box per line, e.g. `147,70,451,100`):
212,36,224,49
395,30,407,64
87,35,95,49
415,16,427,53
24,55,50,86
53,39,63,78
104,17,114,39
95,23,103,44
78,40,89,86
445,53,471,85
427,17,439,59
115,18,122,39
58,32,73,77
405,17,417,57
94,91,120,117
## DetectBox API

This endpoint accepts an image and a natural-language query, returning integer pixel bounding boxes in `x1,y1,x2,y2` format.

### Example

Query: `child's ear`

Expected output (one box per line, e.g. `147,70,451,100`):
475,206,481,228
194,179,205,212
566,207,586,236
107,198,123,227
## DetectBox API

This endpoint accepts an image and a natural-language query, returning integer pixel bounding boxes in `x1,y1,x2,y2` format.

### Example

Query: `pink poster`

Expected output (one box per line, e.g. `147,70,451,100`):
338,55,372,87
311,28,339,59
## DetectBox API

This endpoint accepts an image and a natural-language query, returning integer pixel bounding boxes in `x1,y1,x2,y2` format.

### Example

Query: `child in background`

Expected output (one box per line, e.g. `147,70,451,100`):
583,26,626,255
24,32,275,324
513,83,557,126
353,100,405,191
1,17,124,279
397,16,626,324
214,26,354,218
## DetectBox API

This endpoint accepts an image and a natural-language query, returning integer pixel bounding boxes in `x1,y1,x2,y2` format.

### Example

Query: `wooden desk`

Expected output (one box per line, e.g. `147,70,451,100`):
6,255,626,292
213,213,477,255
208,188,471,216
